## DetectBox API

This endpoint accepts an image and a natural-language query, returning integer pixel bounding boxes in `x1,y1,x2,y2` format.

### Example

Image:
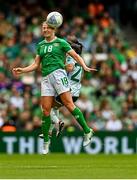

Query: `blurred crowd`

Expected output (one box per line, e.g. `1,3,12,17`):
0,0,137,132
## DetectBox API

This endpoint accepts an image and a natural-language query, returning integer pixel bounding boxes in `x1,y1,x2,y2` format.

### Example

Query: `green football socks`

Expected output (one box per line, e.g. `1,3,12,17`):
72,107,90,134
42,115,51,142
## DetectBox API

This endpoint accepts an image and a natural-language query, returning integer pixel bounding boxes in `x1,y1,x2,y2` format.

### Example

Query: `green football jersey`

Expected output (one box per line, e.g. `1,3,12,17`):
37,37,72,77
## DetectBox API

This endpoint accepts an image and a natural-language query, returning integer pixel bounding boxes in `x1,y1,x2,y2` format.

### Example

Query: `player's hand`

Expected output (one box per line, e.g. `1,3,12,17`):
12,68,24,76
84,66,97,72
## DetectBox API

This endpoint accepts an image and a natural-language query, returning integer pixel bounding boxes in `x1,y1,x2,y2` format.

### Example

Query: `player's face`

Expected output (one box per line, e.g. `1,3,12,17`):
42,23,55,38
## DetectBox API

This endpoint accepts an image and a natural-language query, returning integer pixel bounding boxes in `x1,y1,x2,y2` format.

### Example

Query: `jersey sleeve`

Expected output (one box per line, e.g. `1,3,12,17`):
36,44,40,56
61,40,72,53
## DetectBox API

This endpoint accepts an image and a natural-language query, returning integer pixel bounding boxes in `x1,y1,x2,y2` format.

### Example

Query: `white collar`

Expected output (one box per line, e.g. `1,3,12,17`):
45,36,57,43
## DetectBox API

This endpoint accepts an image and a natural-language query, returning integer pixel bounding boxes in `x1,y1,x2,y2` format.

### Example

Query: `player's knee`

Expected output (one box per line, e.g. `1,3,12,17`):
42,108,51,116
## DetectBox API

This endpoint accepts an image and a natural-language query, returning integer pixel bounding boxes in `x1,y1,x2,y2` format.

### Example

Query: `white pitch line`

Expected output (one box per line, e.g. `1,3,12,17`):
0,165,58,168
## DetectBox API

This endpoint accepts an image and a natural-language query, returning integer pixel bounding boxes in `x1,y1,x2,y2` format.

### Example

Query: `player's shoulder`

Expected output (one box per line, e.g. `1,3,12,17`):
37,39,45,47
56,37,68,44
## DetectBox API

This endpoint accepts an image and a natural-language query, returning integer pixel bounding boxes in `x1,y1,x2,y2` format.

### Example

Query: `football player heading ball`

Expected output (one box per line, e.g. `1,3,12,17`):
46,11,63,28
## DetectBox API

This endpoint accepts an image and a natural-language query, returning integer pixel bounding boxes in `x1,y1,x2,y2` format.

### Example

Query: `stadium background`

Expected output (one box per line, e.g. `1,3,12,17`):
0,0,137,154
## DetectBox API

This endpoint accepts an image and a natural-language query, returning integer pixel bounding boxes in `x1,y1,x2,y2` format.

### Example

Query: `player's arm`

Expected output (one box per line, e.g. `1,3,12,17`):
67,49,97,72
12,55,41,75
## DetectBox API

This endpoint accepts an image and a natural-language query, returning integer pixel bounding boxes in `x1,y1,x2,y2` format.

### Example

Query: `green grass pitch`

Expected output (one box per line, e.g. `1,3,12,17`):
0,154,137,179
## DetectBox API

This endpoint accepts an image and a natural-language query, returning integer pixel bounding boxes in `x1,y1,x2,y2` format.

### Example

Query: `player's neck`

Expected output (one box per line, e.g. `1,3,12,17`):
45,35,57,42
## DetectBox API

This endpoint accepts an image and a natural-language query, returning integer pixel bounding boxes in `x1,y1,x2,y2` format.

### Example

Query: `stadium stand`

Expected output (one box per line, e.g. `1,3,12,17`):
0,0,137,132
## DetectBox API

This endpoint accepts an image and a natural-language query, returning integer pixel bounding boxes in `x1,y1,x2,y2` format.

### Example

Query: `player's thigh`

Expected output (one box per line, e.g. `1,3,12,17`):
41,76,56,96
60,91,75,112
41,96,54,113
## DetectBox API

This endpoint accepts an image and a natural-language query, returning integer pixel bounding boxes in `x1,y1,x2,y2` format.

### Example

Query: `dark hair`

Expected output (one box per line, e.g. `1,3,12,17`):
67,35,83,55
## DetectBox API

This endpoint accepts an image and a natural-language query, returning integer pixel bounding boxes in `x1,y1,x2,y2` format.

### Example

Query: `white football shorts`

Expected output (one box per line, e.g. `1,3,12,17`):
41,69,70,96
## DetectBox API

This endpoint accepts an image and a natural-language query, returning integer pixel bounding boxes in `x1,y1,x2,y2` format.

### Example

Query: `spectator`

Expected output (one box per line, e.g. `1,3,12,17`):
106,112,123,131
9,87,24,110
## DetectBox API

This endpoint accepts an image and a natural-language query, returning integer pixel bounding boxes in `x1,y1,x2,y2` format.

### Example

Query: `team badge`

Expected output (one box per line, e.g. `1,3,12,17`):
53,43,60,46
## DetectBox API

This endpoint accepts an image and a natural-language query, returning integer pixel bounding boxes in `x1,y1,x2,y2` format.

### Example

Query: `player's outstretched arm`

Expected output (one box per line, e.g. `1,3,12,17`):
12,55,41,76
68,49,97,72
